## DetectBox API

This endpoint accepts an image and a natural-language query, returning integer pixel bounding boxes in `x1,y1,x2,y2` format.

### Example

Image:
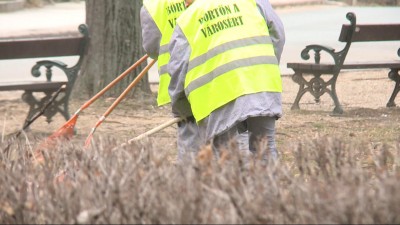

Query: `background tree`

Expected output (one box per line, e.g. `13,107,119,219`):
75,0,153,101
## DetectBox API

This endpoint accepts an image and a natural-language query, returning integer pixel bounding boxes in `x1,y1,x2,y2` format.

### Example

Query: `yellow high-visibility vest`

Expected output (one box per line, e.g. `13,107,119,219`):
177,0,282,121
143,0,186,106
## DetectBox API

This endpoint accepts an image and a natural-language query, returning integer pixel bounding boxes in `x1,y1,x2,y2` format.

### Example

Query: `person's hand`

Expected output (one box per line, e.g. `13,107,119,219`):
177,115,195,127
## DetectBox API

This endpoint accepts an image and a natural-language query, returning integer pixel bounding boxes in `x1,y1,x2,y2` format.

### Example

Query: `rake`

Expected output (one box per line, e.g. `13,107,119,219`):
4,85,64,158
84,59,157,148
35,54,149,153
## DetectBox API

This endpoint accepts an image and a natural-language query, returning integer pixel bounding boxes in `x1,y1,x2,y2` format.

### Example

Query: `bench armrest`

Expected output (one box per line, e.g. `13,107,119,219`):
297,12,357,70
30,24,88,83
31,60,67,82
301,44,336,64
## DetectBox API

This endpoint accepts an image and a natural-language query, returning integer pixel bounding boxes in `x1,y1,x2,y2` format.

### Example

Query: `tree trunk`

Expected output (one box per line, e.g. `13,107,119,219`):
74,0,153,102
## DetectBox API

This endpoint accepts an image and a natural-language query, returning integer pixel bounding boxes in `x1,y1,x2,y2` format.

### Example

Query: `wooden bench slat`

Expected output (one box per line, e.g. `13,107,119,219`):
287,63,333,69
339,24,400,42
0,36,85,60
342,61,400,69
288,61,400,71
0,81,67,91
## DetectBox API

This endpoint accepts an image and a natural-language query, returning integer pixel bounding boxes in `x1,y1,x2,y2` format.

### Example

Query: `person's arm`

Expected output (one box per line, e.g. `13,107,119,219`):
140,6,162,59
256,0,286,62
168,26,193,118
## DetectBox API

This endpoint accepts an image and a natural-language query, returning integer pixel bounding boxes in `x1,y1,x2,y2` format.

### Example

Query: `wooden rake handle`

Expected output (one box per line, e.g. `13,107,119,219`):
85,59,157,147
100,59,157,119
116,117,183,150
79,54,149,112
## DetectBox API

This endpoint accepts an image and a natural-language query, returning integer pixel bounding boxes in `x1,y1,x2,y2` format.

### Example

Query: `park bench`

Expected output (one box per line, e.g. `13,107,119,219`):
287,12,400,114
0,24,89,128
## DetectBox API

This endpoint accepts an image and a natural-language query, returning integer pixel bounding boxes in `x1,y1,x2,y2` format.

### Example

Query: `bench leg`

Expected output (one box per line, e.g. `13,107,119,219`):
327,75,343,115
21,92,37,129
387,68,400,107
291,71,343,114
291,72,307,110
21,91,70,129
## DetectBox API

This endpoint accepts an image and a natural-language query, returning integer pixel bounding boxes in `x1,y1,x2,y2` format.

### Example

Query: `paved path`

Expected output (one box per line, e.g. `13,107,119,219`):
0,2,399,83
0,2,84,38
270,0,324,7
0,0,322,38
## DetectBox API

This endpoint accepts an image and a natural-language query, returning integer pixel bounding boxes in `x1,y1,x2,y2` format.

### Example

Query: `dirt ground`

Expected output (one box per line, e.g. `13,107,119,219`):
1,69,400,161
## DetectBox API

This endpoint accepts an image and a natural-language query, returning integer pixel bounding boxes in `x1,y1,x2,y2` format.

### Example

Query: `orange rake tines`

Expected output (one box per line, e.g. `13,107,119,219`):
34,54,149,156
84,59,157,148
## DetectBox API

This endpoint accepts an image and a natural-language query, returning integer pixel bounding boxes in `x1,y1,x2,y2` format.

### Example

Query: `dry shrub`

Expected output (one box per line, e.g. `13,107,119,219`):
0,135,399,224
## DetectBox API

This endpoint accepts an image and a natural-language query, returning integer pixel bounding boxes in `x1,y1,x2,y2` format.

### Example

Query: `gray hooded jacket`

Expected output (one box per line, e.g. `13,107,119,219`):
168,0,286,140
140,4,162,59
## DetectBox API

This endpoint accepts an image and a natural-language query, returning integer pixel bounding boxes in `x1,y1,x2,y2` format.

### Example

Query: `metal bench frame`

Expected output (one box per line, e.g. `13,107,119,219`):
287,12,400,114
0,24,89,127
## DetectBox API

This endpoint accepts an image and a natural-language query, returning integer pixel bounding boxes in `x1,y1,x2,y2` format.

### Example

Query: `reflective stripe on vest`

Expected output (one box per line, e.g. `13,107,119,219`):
177,0,282,121
144,0,186,106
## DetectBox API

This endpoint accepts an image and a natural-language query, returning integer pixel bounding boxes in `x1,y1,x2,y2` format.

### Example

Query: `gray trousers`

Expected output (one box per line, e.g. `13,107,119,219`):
177,120,205,163
213,116,278,161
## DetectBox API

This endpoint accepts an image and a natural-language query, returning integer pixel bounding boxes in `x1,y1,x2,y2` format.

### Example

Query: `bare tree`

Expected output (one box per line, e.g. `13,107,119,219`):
75,0,152,100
